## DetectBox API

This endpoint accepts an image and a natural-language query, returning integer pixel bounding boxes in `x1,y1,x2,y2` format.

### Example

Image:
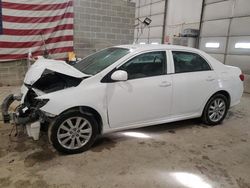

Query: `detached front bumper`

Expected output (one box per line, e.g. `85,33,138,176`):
1,94,21,123
1,92,48,125
1,92,51,140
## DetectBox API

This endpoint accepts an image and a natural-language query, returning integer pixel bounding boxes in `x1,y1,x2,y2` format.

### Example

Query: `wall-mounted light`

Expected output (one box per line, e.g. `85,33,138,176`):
143,17,152,26
235,42,250,49
139,42,146,44
151,42,159,45
205,42,220,48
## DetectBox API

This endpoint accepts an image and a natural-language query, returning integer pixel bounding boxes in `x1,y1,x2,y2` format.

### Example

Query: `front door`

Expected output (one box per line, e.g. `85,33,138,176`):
106,51,173,128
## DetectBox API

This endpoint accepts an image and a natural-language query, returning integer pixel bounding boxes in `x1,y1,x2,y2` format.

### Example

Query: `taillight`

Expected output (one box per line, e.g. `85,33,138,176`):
239,74,244,81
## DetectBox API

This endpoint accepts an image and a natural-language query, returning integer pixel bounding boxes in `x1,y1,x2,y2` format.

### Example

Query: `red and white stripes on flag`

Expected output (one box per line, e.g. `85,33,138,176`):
0,0,74,62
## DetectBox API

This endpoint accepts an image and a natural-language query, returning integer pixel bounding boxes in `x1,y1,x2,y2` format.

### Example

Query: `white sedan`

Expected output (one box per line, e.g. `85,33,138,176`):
2,45,244,154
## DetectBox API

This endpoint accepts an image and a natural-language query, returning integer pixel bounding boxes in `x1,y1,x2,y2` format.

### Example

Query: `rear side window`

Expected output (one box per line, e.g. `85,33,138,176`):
172,51,211,73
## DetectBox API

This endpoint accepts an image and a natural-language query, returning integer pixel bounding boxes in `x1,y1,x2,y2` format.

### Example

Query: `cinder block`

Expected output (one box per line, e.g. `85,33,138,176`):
91,2,101,9
112,28,120,34
102,27,112,33
102,4,111,10
73,0,135,59
106,34,116,39
80,1,91,7
112,5,121,11
102,16,112,22
111,17,121,23
96,33,106,39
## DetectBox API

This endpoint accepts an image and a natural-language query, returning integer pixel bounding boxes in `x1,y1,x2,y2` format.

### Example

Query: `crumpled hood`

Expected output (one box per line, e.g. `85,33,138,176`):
24,58,88,85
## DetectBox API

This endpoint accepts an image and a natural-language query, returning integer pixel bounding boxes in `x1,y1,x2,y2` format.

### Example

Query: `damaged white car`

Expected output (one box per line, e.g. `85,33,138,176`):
2,45,244,154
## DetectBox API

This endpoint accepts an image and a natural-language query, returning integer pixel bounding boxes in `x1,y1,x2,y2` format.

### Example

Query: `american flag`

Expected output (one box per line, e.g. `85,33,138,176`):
0,0,74,62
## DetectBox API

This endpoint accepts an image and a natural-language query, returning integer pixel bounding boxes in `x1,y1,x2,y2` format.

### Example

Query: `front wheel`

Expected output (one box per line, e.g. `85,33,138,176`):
202,94,229,125
50,111,98,154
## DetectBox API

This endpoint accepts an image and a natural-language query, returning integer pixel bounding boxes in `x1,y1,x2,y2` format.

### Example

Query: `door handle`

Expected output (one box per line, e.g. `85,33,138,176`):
159,81,171,87
206,77,215,81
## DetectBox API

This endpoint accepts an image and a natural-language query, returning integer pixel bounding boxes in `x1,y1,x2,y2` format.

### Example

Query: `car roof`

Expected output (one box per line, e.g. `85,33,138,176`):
114,44,226,70
115,44,201,53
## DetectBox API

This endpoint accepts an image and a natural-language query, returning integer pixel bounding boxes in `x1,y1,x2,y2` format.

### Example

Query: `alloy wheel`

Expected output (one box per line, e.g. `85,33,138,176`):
208,98,226,122
57,117,92,149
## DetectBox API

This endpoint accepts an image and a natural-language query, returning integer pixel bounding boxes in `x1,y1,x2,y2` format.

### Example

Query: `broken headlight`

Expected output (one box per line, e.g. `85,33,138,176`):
35,99,49,109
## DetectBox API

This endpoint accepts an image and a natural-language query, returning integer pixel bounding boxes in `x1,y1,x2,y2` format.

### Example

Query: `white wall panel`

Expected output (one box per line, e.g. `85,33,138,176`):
134,0,165,43
140,27,150,38
226,55,250,74
134,0,163,7
208,53,225,62
227,36,250,55
151,1,165,15
200,37,227,54
137,38,148,43
148,38,162,44
234,0,250,17
149,26,163,38
165,0,202,43
244,74,250,93
201,19,230,37
205,0,226,4
167,0,202,25
138,5,150,17
230,17,250,36
150,14,164,27
152,0,162,3
203,1,233,21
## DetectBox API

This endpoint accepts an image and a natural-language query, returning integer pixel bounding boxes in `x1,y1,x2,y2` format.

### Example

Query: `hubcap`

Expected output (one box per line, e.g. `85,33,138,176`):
208,98,226,122
57,117,92,150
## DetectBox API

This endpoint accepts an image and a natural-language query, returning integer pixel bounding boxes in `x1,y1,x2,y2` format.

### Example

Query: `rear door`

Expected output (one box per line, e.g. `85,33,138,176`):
170,50,218,117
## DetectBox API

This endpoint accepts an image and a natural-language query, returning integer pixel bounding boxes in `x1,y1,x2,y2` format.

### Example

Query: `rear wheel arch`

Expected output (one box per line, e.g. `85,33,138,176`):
202,90,231,114
211,90,231,107
202,90,231,125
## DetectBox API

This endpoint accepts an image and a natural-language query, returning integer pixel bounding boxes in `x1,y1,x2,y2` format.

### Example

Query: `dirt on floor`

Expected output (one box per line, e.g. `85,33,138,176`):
0,86,250,188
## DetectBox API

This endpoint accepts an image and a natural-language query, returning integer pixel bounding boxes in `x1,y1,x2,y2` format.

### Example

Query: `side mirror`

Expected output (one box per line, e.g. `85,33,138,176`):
111,70,128,81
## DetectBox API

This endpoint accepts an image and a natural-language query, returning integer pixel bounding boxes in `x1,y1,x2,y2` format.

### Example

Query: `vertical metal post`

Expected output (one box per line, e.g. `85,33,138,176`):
197,0,205,48
162,0,168,44
224,0,236,64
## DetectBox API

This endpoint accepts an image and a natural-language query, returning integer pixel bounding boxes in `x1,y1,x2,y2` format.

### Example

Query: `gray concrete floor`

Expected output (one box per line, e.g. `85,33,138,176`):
0,86,250,188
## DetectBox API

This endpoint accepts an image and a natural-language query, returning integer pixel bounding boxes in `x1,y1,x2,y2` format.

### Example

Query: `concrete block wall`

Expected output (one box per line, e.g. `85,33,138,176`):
0,60,28,86
0,0,135,86
74,0,135,58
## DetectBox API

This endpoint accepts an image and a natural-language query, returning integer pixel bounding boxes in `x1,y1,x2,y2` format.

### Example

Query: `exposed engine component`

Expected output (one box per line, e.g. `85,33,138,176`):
30,69,83,93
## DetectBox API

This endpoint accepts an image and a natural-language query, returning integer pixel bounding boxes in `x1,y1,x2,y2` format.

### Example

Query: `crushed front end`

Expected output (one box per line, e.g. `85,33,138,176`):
1,58,86,140
1,85,52,140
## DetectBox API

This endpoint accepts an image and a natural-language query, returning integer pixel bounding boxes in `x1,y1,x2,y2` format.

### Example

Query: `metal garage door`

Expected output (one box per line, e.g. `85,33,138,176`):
199,0,250,93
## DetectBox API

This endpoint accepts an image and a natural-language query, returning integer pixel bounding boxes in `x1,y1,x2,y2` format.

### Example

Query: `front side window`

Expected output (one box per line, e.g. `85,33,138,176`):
119,51,166,80
172,51,211,73
73,48,130,75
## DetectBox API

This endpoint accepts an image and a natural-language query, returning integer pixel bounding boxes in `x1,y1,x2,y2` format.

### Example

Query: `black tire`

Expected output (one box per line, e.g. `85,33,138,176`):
202,94,229,126
50,110,98,154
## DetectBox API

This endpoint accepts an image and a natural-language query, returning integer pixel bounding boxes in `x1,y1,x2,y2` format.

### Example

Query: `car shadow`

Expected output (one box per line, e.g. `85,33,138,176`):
90,118,209,152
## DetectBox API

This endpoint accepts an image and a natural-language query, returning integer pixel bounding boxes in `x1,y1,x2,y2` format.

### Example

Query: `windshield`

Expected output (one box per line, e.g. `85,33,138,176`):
73,48,130,75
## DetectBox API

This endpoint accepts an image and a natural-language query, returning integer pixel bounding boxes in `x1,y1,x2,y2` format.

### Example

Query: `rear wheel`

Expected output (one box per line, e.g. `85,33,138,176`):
51,111,98,154
202,94,229,125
